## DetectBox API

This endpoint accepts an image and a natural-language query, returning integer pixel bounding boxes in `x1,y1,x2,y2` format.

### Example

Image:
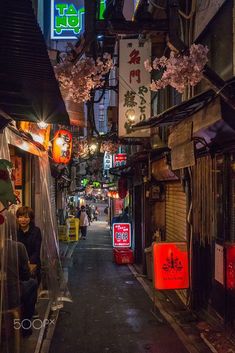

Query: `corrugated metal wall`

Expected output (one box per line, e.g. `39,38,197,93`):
165,182,187,304
166,183,187,242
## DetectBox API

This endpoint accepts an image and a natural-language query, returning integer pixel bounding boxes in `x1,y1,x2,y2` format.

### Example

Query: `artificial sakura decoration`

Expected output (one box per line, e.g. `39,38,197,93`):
55,51,113,103
144,44,209,93
100,140,119,154
0,159,17,209
73,139,89,159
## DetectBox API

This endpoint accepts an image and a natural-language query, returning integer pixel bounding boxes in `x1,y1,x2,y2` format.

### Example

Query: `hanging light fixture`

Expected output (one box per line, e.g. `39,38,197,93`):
150,127,166,150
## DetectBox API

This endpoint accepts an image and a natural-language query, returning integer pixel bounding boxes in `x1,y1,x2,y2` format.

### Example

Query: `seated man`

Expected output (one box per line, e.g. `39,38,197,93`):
3,237,38,337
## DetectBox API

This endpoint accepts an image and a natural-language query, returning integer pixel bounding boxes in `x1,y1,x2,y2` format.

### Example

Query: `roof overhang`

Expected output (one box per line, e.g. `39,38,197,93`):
0,0,69,125
133,90,216,131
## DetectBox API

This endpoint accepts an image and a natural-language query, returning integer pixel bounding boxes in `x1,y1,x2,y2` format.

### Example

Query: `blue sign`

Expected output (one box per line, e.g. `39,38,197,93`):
51,0,85,39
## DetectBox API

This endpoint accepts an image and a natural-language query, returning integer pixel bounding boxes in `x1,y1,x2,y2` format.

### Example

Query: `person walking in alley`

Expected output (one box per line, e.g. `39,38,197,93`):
77,205,89,239
120,206,130,223
86,204,92,225
94,206,99,221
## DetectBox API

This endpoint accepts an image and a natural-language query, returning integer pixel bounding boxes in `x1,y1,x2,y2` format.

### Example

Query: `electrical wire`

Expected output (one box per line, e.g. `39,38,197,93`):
178,0,196,20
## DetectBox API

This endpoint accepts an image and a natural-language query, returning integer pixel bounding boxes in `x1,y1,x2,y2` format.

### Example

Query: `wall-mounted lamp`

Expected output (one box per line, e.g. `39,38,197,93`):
37,121,49,129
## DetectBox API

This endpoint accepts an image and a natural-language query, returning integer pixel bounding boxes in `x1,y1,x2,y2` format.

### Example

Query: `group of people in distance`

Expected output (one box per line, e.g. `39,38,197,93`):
3,206,42,337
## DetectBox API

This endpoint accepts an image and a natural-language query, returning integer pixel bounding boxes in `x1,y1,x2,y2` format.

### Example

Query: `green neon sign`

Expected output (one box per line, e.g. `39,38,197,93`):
98,0,106,20
51,1,85,39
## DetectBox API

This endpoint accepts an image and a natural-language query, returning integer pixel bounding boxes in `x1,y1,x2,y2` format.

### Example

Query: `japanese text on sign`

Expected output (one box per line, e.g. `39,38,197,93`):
51,0,85,39
119,39,151,137
113,223,131,248
113,154,127,168
103,152,113,170
52,129,72,164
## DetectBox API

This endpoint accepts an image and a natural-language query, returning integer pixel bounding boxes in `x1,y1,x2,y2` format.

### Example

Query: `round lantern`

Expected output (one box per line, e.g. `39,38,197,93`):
52,129,72,164
118,177,128,199
107,190,119,199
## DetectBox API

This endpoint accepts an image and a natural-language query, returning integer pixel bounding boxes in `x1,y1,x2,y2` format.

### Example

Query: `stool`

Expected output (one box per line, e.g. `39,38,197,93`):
2,306,21,353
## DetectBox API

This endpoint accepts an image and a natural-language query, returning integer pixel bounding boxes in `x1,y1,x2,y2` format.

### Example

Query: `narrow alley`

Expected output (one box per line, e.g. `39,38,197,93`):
49,222,189,353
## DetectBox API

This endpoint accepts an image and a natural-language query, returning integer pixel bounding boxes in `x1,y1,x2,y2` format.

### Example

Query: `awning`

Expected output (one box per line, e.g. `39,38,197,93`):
0,0,69,125
6,126,44,157
0,109,13,131
133,90,216,130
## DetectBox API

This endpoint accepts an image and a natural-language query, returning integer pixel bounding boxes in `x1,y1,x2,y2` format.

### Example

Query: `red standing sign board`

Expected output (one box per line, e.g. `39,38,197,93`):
226,244,235,289
113,223,131,248
153,242,189,290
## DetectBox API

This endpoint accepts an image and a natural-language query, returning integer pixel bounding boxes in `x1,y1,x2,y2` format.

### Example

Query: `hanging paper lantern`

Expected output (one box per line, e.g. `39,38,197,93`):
118,177,128,199
52,129,72,164
107,190,119,199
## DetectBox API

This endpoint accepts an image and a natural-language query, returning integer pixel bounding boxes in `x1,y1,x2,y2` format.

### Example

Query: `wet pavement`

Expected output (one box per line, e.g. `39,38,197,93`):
49,221,189,353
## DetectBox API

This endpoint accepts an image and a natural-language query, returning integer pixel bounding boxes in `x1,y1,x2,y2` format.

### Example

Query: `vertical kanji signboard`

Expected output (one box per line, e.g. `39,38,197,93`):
153,242,189,290
118,39,151,137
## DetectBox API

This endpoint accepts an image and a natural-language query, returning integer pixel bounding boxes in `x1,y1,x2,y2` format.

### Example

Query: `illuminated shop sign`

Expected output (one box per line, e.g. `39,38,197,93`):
98,0,106,20
113,223,131,248
103,152,113,170
113,153,127,168
119,39,151,137
226,244,235,290
51,0,85,39
153,242,189,290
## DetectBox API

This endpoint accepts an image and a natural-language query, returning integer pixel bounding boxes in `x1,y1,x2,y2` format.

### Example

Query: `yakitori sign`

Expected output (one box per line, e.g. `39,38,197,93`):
119,38,151,138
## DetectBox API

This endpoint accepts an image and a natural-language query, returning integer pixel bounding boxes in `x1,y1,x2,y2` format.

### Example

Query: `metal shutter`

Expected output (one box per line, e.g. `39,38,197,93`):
166,182,187,242
166,182,188,304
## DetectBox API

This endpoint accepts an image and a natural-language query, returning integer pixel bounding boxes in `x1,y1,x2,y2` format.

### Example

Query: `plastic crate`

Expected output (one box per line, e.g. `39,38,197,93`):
113,248,134,264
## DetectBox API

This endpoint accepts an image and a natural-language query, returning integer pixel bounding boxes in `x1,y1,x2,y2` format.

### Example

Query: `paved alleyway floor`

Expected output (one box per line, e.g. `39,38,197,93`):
49,221,190,353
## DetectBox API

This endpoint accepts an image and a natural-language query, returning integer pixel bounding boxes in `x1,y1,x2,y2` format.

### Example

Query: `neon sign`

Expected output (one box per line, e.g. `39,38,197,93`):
98,0,106,20
51,1,85,39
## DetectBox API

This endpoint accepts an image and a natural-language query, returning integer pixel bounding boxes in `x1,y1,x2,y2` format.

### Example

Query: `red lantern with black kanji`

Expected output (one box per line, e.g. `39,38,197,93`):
52,129,72,164
118,177,128,199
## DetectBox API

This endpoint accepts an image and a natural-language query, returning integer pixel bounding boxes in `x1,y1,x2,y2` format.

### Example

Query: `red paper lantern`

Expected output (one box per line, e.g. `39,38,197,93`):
118,177,127,199
52,129,72,164
107,191,119,199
